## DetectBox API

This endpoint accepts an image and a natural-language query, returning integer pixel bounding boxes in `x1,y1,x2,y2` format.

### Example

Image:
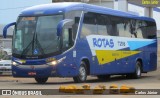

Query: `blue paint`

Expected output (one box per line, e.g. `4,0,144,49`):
92,38,114,48
128,40,156,50
57,19,73,36
20,2,155,22
3,22,16,38
11,2,157,80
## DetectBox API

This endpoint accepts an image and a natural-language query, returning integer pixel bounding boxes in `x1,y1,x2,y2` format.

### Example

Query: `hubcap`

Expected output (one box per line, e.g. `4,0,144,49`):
79,66,86,81
137,65,141,76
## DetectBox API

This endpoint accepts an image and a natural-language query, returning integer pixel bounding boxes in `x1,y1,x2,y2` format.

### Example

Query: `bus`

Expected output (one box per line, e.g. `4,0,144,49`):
3,2,157,83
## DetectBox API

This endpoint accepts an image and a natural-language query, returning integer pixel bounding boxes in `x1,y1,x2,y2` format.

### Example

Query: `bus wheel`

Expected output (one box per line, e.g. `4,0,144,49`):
97,75,110,80
35,77,48,84
73,61,87,83
133,61,142,79
126,61,142,79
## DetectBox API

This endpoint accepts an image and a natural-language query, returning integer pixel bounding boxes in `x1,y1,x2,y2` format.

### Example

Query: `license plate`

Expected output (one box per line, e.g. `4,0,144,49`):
28,72,36,75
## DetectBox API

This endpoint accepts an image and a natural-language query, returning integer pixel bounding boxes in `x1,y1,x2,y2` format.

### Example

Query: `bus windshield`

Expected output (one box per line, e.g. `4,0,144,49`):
13,15,63,58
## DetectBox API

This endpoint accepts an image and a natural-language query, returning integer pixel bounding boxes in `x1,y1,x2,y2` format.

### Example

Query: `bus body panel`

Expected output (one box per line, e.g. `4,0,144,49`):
11,2,157,79
20,3,155,22
12,39,157,77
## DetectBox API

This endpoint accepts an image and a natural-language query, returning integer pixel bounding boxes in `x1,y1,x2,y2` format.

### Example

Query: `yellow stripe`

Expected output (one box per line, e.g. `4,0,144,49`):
19,60,26,63
95,50,141,65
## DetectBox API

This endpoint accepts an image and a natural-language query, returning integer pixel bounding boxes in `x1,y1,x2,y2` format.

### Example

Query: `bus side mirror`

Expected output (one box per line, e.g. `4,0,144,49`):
57,19,73,36
3,22,16,38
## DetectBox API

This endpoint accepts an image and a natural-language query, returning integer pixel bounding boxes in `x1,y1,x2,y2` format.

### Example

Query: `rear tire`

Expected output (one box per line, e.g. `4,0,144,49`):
35,77,48,84
97,75,110,80
133,61,142,79
126,61,142,79
73,61,87,83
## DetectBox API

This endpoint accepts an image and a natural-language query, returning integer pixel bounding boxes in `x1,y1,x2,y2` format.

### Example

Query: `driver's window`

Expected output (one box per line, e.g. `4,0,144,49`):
15,30,22,50
65,10,81,42
62,29,69,49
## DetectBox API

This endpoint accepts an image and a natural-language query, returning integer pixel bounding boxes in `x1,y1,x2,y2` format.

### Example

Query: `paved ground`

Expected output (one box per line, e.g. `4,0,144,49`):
0,65,160,98
0,67,160,89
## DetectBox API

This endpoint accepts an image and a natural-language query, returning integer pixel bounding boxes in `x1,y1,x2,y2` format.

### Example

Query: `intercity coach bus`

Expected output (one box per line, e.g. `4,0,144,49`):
3,2,157,83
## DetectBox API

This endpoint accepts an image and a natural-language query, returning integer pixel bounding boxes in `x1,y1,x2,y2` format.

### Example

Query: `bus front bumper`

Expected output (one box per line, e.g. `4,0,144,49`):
12,64,56,78
12,63,78,77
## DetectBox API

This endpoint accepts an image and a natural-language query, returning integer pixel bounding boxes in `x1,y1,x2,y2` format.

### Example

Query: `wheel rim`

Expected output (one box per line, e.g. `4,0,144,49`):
79,66,86,81
136,64,141,76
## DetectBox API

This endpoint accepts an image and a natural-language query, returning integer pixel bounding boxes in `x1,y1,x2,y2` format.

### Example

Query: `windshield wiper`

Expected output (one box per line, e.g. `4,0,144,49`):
20,26,37,57
20,39,33,57
20,32,45,57
33,32,45,55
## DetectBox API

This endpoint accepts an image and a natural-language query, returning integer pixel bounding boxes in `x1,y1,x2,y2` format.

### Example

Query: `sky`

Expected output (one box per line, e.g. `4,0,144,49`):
0,0,52,25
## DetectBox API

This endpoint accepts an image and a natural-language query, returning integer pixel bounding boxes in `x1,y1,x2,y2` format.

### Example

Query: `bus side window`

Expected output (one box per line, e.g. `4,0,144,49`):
116,18,130,37
62,28,70,49
97,14,108,35
138,21,156,39
72,23,78,41
129,20,138,38
65,10,81,43
136,20,143,38
146,21,156,39
81,12,97,38
106,16,119,36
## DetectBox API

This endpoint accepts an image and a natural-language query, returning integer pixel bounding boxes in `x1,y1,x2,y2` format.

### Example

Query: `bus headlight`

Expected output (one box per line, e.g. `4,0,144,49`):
47,60,58,66
12,61,19,66
50,61,58,65
47,56,66,66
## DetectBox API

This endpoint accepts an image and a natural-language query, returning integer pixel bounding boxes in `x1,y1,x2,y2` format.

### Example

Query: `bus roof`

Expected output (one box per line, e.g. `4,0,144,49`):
20,2,155,22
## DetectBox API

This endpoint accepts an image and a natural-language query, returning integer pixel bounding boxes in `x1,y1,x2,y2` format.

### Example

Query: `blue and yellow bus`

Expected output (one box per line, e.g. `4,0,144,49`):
3,2,157,83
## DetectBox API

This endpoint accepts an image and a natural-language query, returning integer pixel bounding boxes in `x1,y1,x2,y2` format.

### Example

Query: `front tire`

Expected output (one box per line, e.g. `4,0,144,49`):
73,61,87,83
35,77,48,84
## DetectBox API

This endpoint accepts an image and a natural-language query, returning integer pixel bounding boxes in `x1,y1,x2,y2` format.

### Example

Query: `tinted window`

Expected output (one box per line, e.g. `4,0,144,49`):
81,12,97,38
81,12,156,39
107,16,156,39
142,21,156,39
65,11,81,41
63,11,82,50
97,14,108,35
